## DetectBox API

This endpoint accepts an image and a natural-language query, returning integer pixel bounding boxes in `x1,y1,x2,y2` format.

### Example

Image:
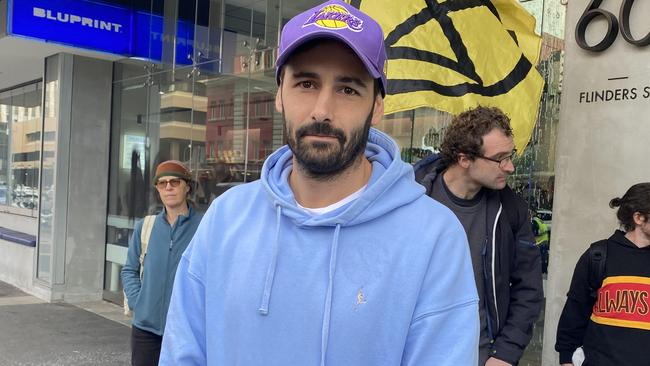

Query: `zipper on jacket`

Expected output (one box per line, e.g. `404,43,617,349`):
490,204,503,330
169,216,178,251
481,237,495,341
167,212,187,250
169,219,175,251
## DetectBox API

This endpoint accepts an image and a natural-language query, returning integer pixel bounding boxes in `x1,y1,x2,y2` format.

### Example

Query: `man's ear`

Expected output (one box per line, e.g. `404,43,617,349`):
370,94,384,126
633,212,647,226
275,86,283,113
458,154,472,169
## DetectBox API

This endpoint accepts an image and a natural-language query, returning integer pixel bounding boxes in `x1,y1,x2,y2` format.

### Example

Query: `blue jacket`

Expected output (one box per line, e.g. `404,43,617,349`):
160,129,479,365
121,205,203,335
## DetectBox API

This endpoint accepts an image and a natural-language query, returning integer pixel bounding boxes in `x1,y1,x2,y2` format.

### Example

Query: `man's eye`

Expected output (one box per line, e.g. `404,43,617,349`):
342,87,359,95
299,81,314,89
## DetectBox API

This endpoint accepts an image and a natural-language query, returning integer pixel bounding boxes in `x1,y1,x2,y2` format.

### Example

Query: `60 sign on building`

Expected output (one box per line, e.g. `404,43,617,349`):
576,0,650,51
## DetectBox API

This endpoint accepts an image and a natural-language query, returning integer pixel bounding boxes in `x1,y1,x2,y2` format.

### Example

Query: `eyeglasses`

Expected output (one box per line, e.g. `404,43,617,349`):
155,178,183,189
477,149,517,169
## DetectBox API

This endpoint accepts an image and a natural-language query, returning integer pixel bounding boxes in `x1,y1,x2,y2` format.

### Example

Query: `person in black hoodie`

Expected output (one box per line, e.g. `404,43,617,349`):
556,182,650,366
414,106,543,365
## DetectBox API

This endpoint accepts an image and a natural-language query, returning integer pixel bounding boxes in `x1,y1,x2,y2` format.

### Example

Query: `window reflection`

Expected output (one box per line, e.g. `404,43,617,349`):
37,56,62,283
103,0,325,304
0,82,43,214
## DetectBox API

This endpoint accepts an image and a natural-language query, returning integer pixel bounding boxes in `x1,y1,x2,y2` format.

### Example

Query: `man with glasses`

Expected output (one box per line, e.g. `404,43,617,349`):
414,106,543,366
122,160,203,366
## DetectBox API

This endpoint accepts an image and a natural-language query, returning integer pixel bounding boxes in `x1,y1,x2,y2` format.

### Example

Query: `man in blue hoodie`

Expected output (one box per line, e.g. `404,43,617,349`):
160,1,479,365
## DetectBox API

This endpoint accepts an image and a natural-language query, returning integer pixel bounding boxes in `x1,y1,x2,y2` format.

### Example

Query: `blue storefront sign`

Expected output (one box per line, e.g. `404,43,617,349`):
8,0,132,54
7,0,196,65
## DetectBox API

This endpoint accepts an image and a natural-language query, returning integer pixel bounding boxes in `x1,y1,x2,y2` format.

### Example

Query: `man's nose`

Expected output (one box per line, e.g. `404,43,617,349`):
503,159,515,174
311,89,335,122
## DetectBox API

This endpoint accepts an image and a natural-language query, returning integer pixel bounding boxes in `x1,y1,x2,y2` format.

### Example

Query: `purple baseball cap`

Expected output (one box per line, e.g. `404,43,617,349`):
275,0,387,97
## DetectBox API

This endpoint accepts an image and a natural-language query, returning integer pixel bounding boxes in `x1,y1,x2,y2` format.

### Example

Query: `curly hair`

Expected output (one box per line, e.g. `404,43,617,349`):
609,182,650,232
439,106,513,167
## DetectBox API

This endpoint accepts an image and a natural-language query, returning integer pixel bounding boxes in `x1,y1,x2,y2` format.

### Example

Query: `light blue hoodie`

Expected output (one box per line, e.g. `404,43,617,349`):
160,129,479,365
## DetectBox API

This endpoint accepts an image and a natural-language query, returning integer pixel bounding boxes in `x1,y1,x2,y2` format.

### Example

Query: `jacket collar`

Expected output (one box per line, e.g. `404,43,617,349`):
160,203,194,225
609,229,650,250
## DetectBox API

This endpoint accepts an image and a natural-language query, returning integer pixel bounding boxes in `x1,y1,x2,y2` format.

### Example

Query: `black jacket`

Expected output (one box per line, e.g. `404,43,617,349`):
555,230,650,366
414,154,543,364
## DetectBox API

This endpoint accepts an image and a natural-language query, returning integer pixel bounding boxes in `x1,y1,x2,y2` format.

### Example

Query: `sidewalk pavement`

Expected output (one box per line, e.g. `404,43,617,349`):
0,279,545,366
0,281,131,366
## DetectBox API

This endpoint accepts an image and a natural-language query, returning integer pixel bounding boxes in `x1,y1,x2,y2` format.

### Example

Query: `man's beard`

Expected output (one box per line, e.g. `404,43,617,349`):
285,112,373,180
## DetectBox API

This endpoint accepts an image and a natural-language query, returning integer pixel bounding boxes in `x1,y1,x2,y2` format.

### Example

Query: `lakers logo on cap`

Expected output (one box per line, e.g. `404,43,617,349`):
303,4,363,32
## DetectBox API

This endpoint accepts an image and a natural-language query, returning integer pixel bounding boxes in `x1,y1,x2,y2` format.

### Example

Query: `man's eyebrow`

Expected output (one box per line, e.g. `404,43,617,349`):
489,149,515,159
336,76,368,89
292,71,319,79
290,72,369,89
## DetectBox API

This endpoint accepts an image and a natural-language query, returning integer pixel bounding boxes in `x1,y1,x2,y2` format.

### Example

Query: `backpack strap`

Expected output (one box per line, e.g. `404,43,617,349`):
138,215,156,281
587,240,608,298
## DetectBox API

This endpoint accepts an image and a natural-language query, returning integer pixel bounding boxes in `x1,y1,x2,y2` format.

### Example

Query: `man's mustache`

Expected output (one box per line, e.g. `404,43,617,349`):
296,122,346,144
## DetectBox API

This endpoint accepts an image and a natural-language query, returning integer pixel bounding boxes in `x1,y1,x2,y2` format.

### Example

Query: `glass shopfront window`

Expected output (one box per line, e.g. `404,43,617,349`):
103,0,323,304
0,81,43,215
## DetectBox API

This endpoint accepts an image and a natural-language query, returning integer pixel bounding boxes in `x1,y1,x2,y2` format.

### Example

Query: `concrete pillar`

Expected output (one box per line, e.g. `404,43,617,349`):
35,54,113,302
0,0,6,38
542,1,650,365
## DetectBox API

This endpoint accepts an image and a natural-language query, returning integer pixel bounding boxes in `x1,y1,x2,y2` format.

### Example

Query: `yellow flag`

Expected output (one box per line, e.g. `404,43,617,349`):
347,0,544,152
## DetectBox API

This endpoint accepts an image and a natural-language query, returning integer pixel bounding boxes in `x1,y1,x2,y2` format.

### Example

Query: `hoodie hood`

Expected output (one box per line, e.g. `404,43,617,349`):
610,229,650,250
261,128,424,227
413,153,445,196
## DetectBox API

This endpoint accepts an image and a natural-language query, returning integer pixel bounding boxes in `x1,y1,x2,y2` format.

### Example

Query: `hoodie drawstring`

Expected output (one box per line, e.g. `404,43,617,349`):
320,224,341,366
258,209,341,366
259,205,283,315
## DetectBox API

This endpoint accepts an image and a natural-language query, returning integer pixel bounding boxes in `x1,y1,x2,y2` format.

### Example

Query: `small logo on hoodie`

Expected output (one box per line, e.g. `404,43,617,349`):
356,288,367,306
